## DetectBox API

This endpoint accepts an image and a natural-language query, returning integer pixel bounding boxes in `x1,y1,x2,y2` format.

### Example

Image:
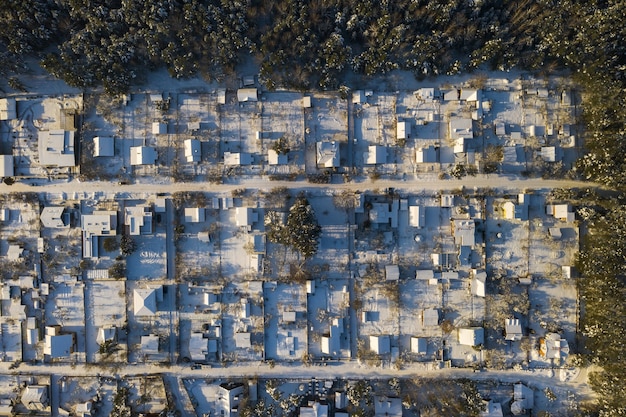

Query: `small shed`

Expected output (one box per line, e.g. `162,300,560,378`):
458,327,484,346
369,335,390,355
397,120,408,140
152,122,167,135
364,145,387,165
237,88,258,102
385,265,399,281
505,318,523,341
93,137,114,157
410,337,427,354
184,139,201,163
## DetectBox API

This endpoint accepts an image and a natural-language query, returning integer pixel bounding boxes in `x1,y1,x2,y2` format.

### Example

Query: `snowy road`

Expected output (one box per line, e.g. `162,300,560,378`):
0,175,598,197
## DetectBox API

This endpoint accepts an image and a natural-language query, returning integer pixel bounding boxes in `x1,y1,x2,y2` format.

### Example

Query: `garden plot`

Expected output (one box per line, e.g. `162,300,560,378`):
304,93,348,173
219,204,265,279
124,232,167,280
45,277,86,362
126,375,168,415
175,210,220,280
126,281,174,363
219,99,262,177
261,92,306,175
220,281,265,362
0,197,41,279
0,318,21,362
308,195,350,278
58,376,117,417
119,94,160,179
357,281,399,341
84,279,127,363
0,375,51,415
485,198,530,279
307,278,351,359
263,282,307,361
399,280,442,348
178,282,223,362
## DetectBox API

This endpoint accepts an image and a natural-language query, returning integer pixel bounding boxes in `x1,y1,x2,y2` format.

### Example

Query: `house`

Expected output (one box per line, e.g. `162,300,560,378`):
546,204,575,222
235,207,258,229
316,141,339,168
364,145,387,165
481,400,504,417
217,88,227,105
224,152,252,166
369,200,399,228
352,90,366,104
40,206,68,228
540,146,557,162
416,88,436,101
0,155,13,177
369,335,390,355
303,96,312,108
300,401,328,417
44,326,75,358
184,207,205,223
21,385,49,411
453,219,476,247
38,129,76,167
133,288,159,317
505,319,523,341
397,120,408,140
495,122,506,136
268,149,288,165
385,265,399,281
374,397,402,417
549,227,562,240
461,89,481,102
184,139,201,163
149,93,164,103
511,383,534,416
458,327,484,346
96,326,117,344
409,206,424,228
93,136,114,157
141,334,159,355
416,146,438,163
237,88,258,102
82,210,117,258
471,270,487,297
443,89,459,101
502,194,529,221
235,332,251,349
540,333,569,359
189,333,208,361
0,98,16,120
124,206,152,235
449,119,473,140
422,308,439,326
410,337,427,354
321,318,343,356
216,383,245,417
282,311,297,323
130,146,157,165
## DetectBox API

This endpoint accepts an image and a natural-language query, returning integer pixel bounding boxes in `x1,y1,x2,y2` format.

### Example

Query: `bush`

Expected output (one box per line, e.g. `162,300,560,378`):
120,235,136,256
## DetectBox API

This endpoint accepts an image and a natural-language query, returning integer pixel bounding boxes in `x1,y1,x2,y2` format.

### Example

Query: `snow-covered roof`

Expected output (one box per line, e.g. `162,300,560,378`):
364,145,387,165
184,207,205,223
449,118,473,140
40,206,67,228
237,88,258,102
93,136,114,157
268,149,288,165
374,397,402,417
316,141,339,168
44,333,74,358
300,402,328,417
423,308,439,326
411,337,427,354
0,155,14,177
224,151,252,166
235,332,251,348
134,288,157,316
416,146,437,163
21,385,48,410
130,146,157,165
369,335,390,354
38,130,76,167
458,327,484,346
82,211,117,236
189,333,207,361
124,206,152,235
505,318,523,341
0,98,16,120
235,207,258,227
397,120,408,139
453,219,476,247
141,334,159,355
184,139,201,163
385,265,399,281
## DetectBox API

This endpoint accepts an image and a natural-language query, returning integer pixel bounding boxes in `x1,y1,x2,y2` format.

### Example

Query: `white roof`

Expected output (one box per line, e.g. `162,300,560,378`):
184,139,201,162
224,152,252,166
365,145,387,165
235,332,251,348
130,146,157,165
82,211,117,236
423,308,439,326
21,385,48,410
505,319,523,341
217,88,227,104
124,206,152,235
397,120,408,139
369,335,390,354
44,333,73,357
316,141,339,168
458,327,484,346
409,206,424,227
0,98,16,120
416,146,437,163
374,397,402,417
40,206,67,228
540,146,557,162
237,88,258,102
454,219,476,247
38,130,76,167
385,264,399,281
93,136,114,157
0,155,14,177
449,118,473,140
184,207,205,223
411,337,427,354
235,207,258,227
460,89,481,101
141,334,159,354
268,149,288,165
189,333,207,361
472,270,486,297
300,402,328,417
134,288,157,316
